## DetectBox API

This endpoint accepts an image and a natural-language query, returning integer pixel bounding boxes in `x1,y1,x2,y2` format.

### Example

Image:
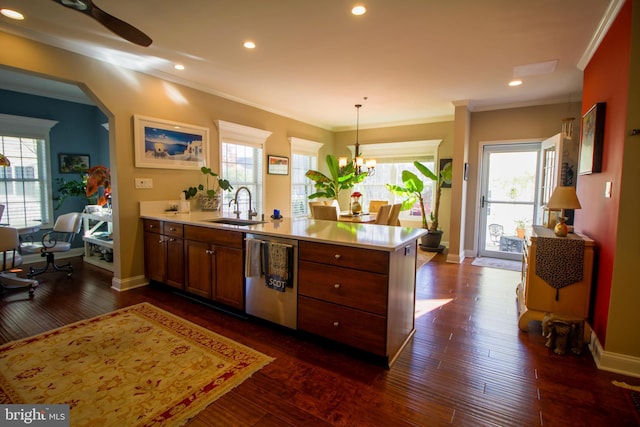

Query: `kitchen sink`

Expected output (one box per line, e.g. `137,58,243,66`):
205,218,266,226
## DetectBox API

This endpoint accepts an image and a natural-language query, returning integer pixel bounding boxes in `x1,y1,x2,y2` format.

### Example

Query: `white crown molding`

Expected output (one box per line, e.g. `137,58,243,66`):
577,0,626,70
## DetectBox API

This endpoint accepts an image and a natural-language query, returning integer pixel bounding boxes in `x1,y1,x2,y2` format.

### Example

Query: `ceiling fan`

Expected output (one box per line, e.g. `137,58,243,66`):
51,0,152,47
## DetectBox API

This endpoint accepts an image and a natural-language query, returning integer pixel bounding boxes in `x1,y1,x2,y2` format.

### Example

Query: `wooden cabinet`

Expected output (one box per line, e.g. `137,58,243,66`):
516,226,595,331
142,219,184,289
183,225,244,310
297,240,416,365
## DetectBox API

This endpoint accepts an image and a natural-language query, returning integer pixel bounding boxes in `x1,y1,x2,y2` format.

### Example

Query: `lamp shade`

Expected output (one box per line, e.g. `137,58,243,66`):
547,186,581,210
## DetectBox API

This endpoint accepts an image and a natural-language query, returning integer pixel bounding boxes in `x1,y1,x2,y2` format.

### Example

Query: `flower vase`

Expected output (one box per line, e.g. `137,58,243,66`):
351,196,362,214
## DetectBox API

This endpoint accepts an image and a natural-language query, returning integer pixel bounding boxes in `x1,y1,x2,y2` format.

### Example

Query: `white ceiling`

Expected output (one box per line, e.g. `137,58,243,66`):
0,0,617,130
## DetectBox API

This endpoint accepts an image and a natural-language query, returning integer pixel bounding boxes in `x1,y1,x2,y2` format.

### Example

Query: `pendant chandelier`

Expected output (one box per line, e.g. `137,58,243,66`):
561,117,575,140
338,104,376,176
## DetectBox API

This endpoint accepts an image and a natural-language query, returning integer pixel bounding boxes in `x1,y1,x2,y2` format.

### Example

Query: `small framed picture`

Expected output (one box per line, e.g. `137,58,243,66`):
267,155,289,175
578,102,606,175
59,153,90,173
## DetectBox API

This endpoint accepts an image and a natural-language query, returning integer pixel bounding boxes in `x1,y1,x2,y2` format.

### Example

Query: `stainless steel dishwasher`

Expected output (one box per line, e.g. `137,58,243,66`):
245,233,298,329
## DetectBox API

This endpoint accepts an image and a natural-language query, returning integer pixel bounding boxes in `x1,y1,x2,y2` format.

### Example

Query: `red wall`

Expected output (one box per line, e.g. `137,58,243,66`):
577,0,631,345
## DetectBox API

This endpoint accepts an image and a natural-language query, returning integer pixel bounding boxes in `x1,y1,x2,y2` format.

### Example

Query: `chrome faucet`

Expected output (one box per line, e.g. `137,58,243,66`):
231,186,257,220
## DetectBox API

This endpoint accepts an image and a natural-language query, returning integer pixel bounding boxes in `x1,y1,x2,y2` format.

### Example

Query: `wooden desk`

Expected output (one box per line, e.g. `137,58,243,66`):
338,213,377,223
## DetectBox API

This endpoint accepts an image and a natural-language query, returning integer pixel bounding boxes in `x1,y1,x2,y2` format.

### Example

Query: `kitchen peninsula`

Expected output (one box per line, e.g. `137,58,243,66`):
140,201,427,366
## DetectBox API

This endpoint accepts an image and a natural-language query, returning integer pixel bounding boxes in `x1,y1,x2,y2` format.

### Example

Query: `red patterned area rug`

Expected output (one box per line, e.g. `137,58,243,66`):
0,302,273,426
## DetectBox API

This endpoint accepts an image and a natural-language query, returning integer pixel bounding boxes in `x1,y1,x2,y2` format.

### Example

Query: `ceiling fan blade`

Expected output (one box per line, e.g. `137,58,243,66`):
51,0,152,47
90,5,152,47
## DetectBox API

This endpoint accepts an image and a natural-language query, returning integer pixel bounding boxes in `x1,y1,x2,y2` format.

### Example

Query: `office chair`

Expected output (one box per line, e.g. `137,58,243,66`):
21,212,83,278
0,226,39,297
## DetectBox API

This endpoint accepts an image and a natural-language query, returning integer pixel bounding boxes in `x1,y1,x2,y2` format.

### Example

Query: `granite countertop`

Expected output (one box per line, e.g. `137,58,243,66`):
140,201,427,252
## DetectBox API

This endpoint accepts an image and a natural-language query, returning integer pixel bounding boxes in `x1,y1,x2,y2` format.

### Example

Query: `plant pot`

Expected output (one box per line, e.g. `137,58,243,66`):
420,230,444,252
198,194,222,211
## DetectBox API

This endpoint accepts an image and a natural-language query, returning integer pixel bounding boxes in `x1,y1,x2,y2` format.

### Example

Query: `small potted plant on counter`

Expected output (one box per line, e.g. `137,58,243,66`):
183,166,233,211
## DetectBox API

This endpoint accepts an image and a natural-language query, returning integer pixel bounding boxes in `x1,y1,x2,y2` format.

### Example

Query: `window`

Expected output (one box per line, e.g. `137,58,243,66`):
351,140,440,222
0,114,57,228
217,121,271,218
290,137,323,217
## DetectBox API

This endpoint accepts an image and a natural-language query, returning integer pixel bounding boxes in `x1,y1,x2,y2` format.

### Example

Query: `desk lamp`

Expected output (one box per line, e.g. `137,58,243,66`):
546,186,581,237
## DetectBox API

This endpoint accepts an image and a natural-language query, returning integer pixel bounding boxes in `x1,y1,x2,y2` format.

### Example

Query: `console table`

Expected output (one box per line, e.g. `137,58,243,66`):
516,226,595,333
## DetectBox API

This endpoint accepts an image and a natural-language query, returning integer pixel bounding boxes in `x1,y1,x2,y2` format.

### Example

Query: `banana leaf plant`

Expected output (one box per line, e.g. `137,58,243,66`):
305,154,367,200
386,160,452,231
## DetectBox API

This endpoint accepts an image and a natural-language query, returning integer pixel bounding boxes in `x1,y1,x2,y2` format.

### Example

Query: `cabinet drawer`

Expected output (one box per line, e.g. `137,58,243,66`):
298,296,386,356
298,260,388,315
163,222,184,238
184,225,243,248
299,241,389,274
143,219,162,234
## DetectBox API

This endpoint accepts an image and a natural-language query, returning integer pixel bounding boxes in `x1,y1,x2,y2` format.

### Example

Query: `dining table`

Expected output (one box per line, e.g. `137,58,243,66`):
338,212,377,223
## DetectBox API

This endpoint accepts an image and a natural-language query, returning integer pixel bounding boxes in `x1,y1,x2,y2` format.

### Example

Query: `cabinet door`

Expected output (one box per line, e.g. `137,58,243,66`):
213,245,244,310
144,232,166,283
184,240,213,298
166,237,184,289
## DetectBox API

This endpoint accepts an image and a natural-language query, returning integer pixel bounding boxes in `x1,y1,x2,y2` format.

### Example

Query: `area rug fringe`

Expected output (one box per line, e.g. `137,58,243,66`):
0,302,273,426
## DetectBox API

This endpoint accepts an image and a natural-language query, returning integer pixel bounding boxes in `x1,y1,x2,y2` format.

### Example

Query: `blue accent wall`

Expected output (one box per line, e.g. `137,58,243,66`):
0,88,109,214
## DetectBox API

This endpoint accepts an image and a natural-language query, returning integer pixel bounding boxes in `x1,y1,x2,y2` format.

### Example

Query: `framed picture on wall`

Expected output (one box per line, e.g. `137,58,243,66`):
59,153,90,173
578,102,606,175
267,155,289,175
133,115,208,170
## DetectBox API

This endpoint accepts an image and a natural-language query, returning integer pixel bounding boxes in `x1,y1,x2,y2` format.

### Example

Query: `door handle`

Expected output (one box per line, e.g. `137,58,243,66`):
481,195,485,208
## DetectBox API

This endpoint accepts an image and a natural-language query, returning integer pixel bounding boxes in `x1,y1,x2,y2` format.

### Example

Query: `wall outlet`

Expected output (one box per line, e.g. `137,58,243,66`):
135,178,153,189
605,181,612,198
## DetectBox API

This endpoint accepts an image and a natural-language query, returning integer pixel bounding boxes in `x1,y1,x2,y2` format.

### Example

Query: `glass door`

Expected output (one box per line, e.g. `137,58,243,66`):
479,143,540,261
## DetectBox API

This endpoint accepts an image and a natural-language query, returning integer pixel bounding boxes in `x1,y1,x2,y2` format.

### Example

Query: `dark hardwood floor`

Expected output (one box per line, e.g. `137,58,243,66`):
1,255,638,426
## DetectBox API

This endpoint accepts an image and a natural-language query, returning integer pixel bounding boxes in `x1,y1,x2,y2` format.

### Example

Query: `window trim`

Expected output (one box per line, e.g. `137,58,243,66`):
0,113,58,228
290,137,323,217
217,120,272,216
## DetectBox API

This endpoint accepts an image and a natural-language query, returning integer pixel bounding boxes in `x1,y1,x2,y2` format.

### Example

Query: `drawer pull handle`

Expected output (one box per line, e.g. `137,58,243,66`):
334,283,341,289
149,224,155,229
169,227,176,231
333,321,340,327
158,239,163,244
334,254,341,260
206,249,215,255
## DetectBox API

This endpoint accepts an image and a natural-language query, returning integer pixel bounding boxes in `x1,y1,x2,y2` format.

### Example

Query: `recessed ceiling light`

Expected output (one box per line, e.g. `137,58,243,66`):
243,41,256,49
352,4,366,15
509,79,523,87
174,64,185,70
1,8,25,20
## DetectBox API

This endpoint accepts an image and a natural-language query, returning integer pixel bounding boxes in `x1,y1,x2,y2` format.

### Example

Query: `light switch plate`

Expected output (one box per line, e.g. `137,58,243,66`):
135,178,153,189
605,181,612,198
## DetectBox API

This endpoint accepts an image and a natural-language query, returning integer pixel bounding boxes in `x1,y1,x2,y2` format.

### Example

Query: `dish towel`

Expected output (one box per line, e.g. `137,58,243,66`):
262,241,293,292
245,238,263,278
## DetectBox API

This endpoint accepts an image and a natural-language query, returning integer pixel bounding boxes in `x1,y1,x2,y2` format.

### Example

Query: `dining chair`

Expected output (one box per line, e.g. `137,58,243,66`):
0,226,38,297
20,212,83,278
387,203,402,226
368,200,388,215
308,201,325,218
375,204,393,225
312,205,339,221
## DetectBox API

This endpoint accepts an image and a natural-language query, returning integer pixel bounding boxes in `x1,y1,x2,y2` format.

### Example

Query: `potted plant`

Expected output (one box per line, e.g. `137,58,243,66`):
386,160,452,251
183,166,233,210
515,218,527,238
305,154,367,203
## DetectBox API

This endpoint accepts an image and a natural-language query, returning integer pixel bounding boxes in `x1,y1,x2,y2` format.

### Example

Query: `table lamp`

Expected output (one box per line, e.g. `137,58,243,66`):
546,186,581,237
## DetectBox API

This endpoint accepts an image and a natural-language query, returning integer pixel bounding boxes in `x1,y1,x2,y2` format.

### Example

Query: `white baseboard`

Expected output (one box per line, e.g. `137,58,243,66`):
111,275,148,292
589,330,640,379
